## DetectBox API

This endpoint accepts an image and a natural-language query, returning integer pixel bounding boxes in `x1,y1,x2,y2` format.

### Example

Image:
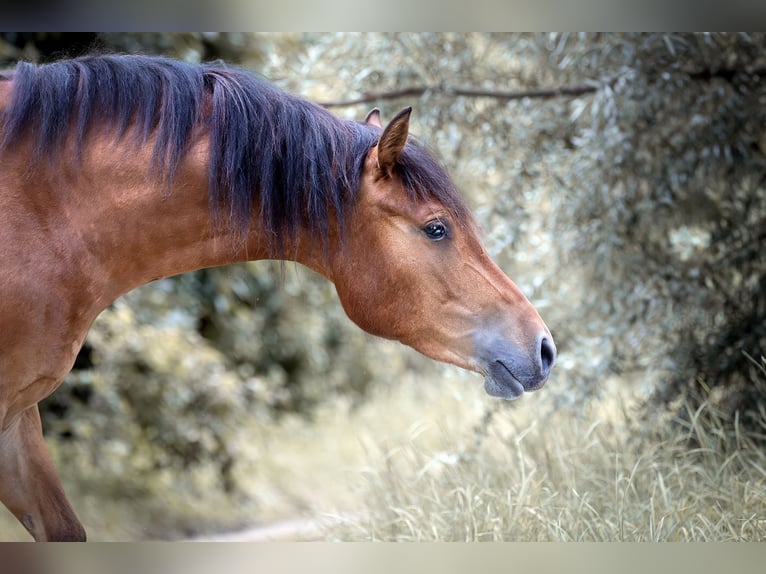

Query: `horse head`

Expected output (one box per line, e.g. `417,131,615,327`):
329,108,556,399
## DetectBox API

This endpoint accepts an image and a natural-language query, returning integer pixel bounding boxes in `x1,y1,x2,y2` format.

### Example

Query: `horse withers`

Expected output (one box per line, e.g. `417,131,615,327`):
0,55,555,540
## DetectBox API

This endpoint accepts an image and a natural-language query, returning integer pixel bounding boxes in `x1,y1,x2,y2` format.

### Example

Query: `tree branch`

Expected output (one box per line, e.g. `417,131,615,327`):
319,63,766,109
318,82,598,108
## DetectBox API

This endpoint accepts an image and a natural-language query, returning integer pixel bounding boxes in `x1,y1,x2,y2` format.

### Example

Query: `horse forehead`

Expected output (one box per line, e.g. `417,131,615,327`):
362,178,446,219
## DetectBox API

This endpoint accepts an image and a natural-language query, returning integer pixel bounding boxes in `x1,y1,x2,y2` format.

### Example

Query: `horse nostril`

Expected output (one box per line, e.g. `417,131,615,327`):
539,336,556,376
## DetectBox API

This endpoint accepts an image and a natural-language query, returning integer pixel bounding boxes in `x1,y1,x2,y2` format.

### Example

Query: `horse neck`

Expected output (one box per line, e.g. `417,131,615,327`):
38,132,334,310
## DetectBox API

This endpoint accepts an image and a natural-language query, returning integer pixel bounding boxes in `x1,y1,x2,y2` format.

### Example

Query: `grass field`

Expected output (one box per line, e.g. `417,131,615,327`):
1,367,765,541
326,376,766,541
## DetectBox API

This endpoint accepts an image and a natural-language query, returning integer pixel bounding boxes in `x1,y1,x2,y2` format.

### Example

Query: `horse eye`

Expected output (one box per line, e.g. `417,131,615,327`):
423,220,449,241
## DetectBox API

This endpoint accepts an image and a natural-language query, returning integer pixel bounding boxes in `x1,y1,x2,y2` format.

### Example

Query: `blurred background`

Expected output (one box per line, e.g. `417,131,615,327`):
0,32,765,541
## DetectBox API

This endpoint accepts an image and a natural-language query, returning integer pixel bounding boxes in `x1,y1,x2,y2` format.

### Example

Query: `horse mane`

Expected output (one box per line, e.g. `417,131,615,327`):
0,54,469,252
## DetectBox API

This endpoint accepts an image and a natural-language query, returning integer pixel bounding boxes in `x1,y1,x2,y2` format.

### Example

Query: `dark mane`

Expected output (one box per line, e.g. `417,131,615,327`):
0,54,469,252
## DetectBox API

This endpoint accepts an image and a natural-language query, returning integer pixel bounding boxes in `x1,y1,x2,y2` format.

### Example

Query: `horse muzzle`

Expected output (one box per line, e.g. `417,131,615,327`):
479,332,556,400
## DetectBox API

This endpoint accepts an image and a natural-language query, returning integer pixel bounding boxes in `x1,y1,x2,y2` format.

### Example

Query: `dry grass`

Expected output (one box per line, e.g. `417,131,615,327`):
316,373,766,542
2,368,766,541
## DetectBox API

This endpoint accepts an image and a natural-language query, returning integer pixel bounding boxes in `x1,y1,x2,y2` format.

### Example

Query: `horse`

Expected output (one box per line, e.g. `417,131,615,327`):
0,54,555,541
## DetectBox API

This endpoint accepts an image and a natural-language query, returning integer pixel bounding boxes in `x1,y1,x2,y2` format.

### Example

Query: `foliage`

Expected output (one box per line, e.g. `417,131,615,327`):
46,263,421,491
0,32,266,67
545,33,766,422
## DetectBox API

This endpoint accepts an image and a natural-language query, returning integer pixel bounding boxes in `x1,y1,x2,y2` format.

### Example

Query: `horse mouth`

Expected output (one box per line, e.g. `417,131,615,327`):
483,360,525,400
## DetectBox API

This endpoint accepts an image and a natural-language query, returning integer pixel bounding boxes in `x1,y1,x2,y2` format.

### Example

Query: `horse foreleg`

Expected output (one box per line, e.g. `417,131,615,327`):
0,404,86,541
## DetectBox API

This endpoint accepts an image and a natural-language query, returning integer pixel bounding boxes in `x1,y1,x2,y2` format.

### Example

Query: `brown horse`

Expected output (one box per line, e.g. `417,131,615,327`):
0,55,555,540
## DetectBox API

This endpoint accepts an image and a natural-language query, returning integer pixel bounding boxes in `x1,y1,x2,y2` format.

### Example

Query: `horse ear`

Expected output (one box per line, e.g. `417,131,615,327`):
376,107,411,177
364,108,383,128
